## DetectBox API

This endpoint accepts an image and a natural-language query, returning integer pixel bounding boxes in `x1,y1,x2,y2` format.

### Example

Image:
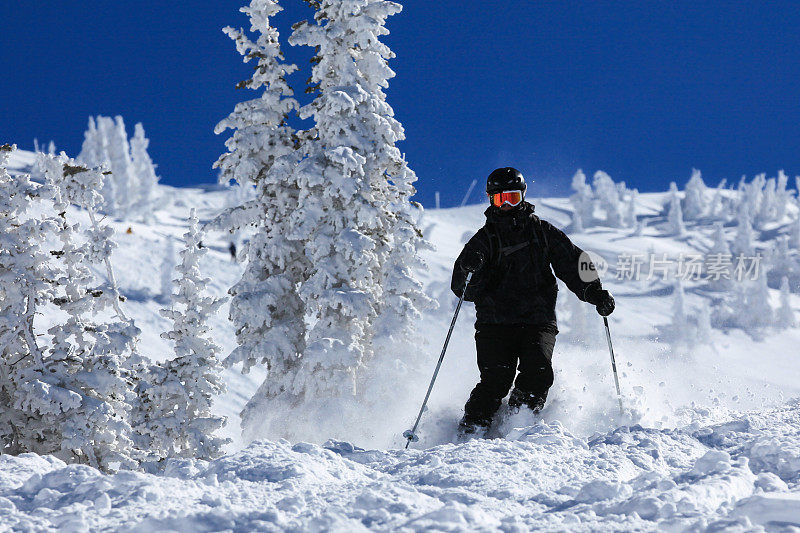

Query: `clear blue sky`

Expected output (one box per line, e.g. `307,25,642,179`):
3,1,799,207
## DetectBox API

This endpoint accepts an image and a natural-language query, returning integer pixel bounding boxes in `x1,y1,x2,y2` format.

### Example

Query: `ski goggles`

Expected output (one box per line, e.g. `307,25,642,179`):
489,190,524,207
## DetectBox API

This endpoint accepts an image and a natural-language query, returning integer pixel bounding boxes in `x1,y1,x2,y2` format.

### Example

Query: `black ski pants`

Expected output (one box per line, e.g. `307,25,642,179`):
463,324,556,425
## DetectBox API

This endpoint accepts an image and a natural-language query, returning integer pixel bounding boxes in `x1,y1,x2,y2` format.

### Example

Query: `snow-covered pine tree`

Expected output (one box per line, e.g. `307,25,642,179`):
213,0,307,439
79,115,161,221
144,210,228,462
777,276,796,328
272,0,432,441
756,176,777,228
666,182,686,237
78,117,103,168
340,0,434,426
284,0,393,403
743,173,766,221
712,281,747,330
732,202,755,257
0,145,59,455
709,222,731,256
683,169,706,221
775,170,791,222
768,236,796,282
706,222,732,290
34,155,141,470
130,123,161,222
743,269,773,334
98,116,138,217
570,169,594,230
708,179,729,221
78,117,115,209
592,171,622,228
745,268,775,327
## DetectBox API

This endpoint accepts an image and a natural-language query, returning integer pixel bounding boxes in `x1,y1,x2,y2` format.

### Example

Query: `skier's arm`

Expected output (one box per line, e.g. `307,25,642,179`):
451,231,492,302
543,221,602,302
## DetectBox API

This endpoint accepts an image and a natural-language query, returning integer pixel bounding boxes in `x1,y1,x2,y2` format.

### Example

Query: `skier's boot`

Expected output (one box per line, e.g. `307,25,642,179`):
508,388,547,415
457,415,491,441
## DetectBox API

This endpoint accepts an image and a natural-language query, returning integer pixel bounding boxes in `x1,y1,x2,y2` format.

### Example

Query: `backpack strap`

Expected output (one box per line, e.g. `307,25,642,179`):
482,224,502,266
529,214,550,264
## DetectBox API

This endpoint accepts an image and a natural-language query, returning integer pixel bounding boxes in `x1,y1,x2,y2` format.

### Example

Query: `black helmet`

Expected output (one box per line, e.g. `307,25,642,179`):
486,167,526,195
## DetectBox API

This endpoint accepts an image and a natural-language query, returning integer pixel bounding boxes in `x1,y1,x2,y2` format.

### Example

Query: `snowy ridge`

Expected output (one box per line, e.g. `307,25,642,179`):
2,401,800,530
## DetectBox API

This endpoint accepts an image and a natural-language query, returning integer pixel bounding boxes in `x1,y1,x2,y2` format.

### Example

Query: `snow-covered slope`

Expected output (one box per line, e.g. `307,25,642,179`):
4,401,800,530
4,148,37,177
3,151,800,529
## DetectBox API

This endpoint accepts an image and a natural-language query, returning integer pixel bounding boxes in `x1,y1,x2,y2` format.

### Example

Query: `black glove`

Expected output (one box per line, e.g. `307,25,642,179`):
461,249,485,273
585,283,615,316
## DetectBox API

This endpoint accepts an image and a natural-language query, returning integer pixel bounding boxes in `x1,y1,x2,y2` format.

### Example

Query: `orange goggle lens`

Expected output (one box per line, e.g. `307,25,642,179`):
490,190,523,207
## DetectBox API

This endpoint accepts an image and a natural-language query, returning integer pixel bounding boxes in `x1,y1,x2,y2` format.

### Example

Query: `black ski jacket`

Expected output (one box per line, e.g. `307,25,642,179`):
451,202,600,330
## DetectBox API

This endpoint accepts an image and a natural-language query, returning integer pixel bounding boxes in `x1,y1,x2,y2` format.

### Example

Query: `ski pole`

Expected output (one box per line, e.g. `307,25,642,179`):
603,316,624,416
404,271,473,449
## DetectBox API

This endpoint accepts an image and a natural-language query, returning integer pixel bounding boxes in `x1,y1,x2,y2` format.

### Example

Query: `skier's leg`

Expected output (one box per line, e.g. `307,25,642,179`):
509,327,557,413
461,326,517,429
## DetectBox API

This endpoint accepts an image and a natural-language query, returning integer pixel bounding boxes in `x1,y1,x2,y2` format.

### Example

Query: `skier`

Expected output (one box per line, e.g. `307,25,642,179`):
451,167,615,438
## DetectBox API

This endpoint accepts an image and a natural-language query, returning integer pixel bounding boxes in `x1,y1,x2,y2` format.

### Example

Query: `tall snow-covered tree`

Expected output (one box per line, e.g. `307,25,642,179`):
709,222,731,256
78,117,118,212
34,155,141,470
756,176,777,228
78,117,104,172
775,170,791,222
592,171,623,228
212,0,307,439
706,222,732,290
0,145,58,455
342,0,434,422
768,236,796,282
666,182,686,237
269,0,432,441
746,270,774,332
130,123,161,222
570,169,594,231
78,115,161,221
141,210,228,462
683,169,706,221
732,202,755,257
708,179,729,221
101,116,138,217
284,0,393,401
671,280,689,343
